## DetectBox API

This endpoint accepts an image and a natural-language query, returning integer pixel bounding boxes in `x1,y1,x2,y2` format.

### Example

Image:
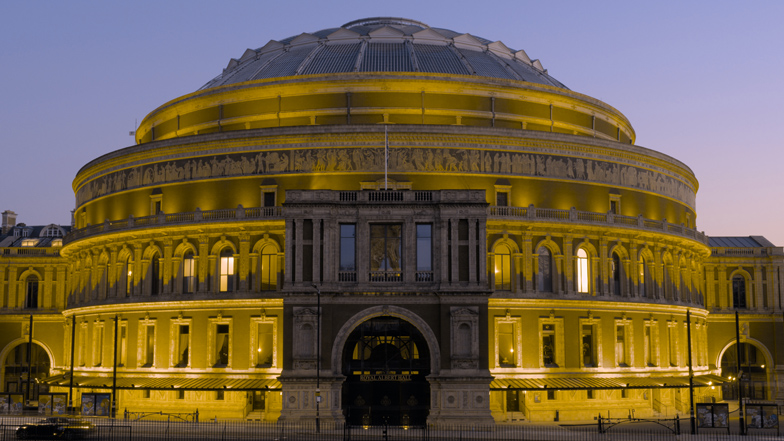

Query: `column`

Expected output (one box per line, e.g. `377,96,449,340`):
239,233,250,291
163,238,173,294
198,235,209,292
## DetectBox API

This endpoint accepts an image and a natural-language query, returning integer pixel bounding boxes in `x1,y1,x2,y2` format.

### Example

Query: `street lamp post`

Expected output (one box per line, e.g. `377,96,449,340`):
735,309,745,436
312,284,321,433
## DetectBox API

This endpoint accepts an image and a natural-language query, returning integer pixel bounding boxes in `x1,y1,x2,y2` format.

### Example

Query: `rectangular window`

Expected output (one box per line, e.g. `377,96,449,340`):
93,324,104,367
498,323,515,367
339,224,356,281
252,318,277,368
177,325,189,367
139,323,155,367
263,191,276,207
496,191,508,207
144,325,155,367
581,324,596,367
78,324,87,367
216,390,225,401
609,194,621,214
416,224,433,282
370,224,402,282
143,390,150,399
547,390,556,400
668,324,678,367
255,323,274,367
215,324,230,367
587,389,595,399
644,323,657,367
542,324,557,367
616,325,628,367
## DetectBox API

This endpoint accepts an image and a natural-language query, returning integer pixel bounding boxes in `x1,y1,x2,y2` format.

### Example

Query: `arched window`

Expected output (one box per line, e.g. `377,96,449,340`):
611,253,621,296
219,249,235,292
150,254,161,296
25,276,39,309
259,245,277,291
182,251,196,294
537,246,553,292
576,248,589,294
732,275,747,309
494,244,512,291
123,255,133,297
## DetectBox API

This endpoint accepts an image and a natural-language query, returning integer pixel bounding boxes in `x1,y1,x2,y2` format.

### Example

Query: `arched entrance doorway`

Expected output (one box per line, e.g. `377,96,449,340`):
342,317,430,426
3,342,51,402
720,342,768,401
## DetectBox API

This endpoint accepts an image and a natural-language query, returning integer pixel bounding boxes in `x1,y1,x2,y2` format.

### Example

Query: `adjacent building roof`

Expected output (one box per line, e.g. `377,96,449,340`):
0,223,70,248
200,17,567,90
708,236,768,248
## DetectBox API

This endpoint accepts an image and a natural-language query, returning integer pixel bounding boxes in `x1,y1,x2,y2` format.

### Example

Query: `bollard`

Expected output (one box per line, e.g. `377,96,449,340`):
597,414,603,433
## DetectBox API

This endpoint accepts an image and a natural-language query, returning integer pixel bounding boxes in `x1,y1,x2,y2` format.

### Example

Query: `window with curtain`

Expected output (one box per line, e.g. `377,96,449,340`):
215,324,230,366
182,252,195,294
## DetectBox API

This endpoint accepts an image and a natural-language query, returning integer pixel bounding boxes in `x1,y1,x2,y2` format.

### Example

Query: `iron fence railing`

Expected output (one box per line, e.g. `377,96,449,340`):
0,417,768,441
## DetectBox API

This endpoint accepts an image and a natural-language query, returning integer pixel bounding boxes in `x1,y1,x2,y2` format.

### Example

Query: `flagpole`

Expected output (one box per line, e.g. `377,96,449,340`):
384,125,389,190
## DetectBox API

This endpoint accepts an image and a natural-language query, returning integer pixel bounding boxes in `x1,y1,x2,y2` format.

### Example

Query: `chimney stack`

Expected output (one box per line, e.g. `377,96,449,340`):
2,210,18,234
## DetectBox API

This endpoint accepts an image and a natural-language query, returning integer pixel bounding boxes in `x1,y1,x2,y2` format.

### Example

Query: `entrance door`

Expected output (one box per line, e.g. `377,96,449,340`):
252,391,266,410
342,317,430,426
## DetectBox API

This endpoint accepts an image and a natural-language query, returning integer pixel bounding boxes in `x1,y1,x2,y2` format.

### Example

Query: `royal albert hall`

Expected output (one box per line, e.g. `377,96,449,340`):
1,17,782,425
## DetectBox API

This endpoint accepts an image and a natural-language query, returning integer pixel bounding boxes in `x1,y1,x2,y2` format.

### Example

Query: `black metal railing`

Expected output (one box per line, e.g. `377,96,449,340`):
0,417,764,441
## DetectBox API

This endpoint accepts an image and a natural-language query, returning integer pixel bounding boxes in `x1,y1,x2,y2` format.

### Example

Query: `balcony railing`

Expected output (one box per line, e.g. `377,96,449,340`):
1,247,61,256
488,205,709,245
369,271,403,283
64,206,283,244
711,247,783,257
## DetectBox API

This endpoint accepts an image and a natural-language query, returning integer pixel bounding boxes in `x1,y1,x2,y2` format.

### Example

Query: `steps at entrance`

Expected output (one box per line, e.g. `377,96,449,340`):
246,410,265,421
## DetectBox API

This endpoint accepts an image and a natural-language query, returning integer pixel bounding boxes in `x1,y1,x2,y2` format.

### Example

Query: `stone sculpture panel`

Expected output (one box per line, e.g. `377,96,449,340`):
76,146,696,208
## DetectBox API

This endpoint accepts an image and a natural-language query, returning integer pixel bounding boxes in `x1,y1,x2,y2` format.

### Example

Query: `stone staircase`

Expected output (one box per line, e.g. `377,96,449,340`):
245,410,265,421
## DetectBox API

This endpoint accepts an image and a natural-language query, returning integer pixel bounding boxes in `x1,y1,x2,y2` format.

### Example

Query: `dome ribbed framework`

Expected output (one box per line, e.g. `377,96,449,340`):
200,17,566,90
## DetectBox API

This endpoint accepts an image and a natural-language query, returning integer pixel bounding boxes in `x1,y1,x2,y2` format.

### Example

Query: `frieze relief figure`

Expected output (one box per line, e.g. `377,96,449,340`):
76,146,695,208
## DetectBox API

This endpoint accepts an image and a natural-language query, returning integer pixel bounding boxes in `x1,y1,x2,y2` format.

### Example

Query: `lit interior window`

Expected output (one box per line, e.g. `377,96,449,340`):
576,248,589,293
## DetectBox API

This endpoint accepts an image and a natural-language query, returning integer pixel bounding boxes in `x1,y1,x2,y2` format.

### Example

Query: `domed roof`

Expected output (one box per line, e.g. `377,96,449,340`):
200,17,567,90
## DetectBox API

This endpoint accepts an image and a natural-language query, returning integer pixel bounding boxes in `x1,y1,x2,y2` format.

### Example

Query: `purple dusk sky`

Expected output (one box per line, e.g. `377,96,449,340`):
1,1,782,245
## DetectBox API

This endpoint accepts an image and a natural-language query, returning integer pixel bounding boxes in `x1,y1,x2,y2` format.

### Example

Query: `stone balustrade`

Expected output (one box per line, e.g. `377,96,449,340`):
1,247,61,256
489,204,709,245
63,200,709,246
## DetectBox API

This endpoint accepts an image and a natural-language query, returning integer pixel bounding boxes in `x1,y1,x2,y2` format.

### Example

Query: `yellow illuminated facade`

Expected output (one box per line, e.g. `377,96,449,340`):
0,18,782,424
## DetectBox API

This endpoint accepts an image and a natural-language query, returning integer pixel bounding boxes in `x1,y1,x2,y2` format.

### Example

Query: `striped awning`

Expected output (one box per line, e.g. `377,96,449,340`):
41,374,281,391
490,374,726,391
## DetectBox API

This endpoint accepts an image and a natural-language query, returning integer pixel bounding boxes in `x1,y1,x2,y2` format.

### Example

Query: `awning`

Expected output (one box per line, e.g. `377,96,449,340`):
41,374,281,391
490,374,726,391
